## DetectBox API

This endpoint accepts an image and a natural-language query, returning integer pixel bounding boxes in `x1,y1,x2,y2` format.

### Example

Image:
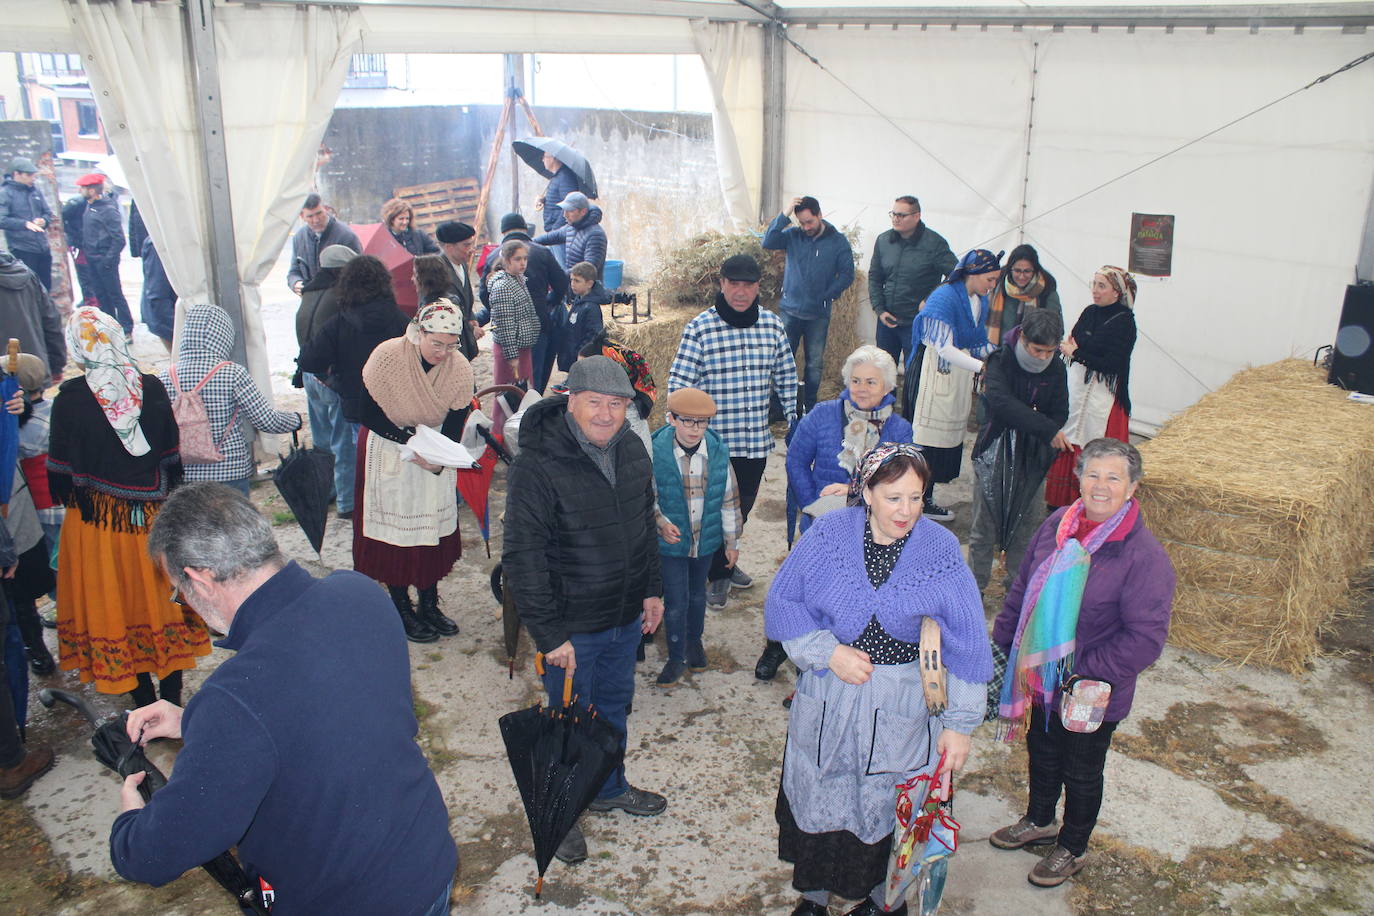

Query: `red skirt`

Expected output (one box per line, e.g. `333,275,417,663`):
351,428,462,589
1044,401,1130,507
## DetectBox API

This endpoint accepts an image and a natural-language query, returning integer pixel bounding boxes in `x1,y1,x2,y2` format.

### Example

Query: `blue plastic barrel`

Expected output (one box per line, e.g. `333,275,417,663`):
602,259,624,290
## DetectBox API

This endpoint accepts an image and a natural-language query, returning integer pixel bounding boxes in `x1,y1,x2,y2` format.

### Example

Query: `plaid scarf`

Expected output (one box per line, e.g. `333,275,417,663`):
998,498,1134,741
987,271,1047,346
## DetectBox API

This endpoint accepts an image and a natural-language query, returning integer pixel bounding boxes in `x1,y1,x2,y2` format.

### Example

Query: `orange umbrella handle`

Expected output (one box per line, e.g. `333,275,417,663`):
532,652,573,707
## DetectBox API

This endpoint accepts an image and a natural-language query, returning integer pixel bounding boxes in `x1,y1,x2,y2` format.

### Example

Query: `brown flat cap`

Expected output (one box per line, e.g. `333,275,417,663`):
666,387,716,418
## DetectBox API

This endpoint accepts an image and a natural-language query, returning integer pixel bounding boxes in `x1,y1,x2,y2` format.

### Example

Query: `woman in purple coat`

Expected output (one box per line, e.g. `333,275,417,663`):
990,437,1175,888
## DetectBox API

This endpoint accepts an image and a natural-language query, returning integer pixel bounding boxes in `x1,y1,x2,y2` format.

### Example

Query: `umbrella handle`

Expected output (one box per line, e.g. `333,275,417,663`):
532,652,574,707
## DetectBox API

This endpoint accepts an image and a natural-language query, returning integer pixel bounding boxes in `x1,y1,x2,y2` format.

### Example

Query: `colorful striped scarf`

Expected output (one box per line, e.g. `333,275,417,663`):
998,498,1134,741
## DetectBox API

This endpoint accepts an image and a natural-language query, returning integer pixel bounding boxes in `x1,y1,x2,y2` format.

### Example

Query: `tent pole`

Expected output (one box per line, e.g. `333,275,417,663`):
760,21,786,222
183,0,248,367
1017,41,1040,246
1358,173,1374,283
505,54,525,212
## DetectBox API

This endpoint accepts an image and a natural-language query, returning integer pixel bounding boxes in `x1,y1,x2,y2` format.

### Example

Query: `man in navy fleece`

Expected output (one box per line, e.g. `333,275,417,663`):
112,482,456,916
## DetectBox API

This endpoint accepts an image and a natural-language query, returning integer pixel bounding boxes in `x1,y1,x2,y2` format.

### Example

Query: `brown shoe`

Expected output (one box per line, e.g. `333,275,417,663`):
990,816,1059,850
0,745,56,799
1028,845,1086,887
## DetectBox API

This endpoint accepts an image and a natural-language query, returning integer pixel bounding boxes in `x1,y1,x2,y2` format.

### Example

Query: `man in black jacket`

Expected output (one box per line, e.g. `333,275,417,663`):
968,308,1070,592
504,356,665,865
0,251,66,384
75,173,134,336
480,212,567,392
0,158,54,291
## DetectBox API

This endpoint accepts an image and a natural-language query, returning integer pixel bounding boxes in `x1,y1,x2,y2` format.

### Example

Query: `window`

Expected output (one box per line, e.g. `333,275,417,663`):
0,99,6,121
39,98,56,121
76,100,100,137
345,53,387,89
35,53,84,78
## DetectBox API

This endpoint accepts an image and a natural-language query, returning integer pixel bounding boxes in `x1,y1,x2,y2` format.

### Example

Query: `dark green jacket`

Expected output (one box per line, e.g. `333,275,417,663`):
867,224,957,325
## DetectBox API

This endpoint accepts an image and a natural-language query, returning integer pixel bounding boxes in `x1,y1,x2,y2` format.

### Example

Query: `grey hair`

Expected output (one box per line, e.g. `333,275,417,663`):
1020,308,1064,346
148,482,283,583
840,345,898,392
1076,437,1143,483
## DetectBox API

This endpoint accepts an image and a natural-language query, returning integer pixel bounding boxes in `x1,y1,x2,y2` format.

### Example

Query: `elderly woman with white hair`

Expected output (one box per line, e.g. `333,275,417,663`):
758,346,914,682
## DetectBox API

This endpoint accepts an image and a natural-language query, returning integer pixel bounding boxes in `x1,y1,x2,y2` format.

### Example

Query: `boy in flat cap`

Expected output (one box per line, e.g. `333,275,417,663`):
651,387,742,687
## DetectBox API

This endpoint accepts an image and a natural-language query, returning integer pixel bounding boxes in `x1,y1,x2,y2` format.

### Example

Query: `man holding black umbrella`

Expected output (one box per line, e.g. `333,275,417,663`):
114,482,456,915
968,307,1070,593
503,356,666,865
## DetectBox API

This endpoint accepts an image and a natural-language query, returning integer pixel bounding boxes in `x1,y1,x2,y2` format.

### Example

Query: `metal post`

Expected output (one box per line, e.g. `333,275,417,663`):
505,53,525,212
760,21,786,223
1358,171,1374,283
183,0,248,366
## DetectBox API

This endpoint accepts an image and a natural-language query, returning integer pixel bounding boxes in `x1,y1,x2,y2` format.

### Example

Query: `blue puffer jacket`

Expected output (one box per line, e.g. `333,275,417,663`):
535,206,607,278
761,213,855,320
785,391,913,521
540,167,584,232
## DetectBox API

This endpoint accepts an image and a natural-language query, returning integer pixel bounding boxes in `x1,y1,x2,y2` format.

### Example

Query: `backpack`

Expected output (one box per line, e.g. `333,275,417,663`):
169,362,237,465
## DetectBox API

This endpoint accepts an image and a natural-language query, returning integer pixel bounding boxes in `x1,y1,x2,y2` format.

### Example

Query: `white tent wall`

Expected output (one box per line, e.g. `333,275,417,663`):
779,24,1374,429
693,20,766,229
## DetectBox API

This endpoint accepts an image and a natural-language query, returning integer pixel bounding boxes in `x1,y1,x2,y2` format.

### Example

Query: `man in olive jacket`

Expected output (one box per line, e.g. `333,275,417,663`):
503,356,666,864
868,194,957,407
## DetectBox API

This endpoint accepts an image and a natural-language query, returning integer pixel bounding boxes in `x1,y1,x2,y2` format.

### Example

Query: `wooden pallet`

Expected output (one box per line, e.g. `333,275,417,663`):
393,178,480,233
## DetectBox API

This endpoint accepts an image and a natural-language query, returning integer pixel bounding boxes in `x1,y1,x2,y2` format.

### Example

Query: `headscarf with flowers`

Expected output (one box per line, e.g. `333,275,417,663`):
65,306,150,456
365,301,474,430
1096,265,1137,310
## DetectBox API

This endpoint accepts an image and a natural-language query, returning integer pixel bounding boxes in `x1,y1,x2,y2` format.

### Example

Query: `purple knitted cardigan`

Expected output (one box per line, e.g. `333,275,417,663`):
765,506,993,684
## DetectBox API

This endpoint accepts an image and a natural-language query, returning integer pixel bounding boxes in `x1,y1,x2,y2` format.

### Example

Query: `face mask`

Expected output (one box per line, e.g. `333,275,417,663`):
1015,338,1054,374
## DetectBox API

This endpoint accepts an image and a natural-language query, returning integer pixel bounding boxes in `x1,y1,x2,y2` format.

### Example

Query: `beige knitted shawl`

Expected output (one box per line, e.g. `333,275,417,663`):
361,337,474,430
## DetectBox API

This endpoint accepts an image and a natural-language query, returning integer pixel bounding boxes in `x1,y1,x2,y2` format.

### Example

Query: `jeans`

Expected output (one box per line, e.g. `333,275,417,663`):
13,248,52,292
548,242,567,268
708,457,766,582
90,256,133,333
530,320,558,395
875,319,918,416
1025,705,1120,856
968,473,1045,591
539,615,642,799
420,878,454,916
304,373,358,514
660,554,712,663
781,312,831,411
224,477,253,498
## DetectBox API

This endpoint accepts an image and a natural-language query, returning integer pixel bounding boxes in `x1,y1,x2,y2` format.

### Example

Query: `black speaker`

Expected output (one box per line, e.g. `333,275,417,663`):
1329,284,1374,395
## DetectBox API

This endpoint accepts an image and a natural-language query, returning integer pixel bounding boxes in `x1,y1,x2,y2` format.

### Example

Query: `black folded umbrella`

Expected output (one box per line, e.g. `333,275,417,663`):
39,689,269,915
490,564,523,679
972,426,1056,552
499,666,623,898
274,430,335,555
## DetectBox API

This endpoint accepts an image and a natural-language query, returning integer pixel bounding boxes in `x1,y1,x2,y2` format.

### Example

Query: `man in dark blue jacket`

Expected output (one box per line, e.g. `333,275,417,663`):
115,483,456,916
534,192,607,280
287,193,361,294
75,173,134,335
0,158,54,291
762,195,855,410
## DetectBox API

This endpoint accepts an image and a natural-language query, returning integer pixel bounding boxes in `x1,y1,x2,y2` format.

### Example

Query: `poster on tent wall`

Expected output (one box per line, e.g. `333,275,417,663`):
1129,213,1175,277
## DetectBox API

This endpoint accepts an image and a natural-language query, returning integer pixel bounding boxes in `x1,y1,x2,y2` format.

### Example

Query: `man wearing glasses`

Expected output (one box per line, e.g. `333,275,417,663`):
867,196,957,412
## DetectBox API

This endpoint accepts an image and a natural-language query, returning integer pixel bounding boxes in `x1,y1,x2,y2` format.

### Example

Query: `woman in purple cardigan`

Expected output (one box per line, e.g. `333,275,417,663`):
990,437,1175,888
767,444,992,916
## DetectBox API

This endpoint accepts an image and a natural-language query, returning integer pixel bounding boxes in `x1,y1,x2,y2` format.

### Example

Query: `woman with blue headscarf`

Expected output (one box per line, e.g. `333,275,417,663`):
908,249,1002,520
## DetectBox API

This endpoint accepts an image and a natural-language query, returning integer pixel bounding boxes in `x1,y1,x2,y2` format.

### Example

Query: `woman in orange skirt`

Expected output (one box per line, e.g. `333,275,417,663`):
1045,266,1138,507
47,307,209,706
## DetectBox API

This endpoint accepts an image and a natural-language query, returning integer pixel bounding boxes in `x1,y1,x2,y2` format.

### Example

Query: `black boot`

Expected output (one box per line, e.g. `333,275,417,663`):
754,640,788,681
390,586,438,643
130,672,158,709
15,600,55,675
158,670,183,707
417,586,458,637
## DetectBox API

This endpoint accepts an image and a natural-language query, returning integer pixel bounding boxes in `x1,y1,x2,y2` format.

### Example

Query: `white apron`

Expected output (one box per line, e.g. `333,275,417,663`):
912,355,976,449
361,434,457,547
1060,361,1116,447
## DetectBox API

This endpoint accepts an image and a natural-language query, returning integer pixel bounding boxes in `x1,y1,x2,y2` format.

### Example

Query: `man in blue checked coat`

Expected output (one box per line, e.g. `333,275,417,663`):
668,255,797,673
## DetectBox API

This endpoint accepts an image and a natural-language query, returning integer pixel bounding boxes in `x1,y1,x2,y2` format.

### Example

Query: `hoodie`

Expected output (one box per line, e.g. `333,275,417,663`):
158,304,301,481
0,252,65,376
296,296,409,422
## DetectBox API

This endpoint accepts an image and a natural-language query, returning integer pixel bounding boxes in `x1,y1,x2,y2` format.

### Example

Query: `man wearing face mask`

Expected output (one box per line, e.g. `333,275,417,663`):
967,307,1070,593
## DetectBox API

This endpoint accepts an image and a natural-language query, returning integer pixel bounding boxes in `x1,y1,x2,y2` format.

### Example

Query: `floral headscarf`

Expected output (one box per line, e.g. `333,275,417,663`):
405,299,465,344
846,442,930,506
65,306,149,456
946,248,1005,285
1096,265,1137,309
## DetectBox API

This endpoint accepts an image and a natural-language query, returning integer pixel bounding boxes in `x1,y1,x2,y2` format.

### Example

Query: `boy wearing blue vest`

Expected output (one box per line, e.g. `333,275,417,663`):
652,388,742,687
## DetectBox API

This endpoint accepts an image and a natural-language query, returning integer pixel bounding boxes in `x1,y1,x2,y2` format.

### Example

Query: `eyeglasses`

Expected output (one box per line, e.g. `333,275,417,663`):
422,339,463,353
1010,267,1035,276
889,210,919,219
671,414,710,428
169,584,191,608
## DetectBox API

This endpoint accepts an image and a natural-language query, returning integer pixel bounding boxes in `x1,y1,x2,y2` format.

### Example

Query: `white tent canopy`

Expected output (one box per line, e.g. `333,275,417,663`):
4,0,1372,430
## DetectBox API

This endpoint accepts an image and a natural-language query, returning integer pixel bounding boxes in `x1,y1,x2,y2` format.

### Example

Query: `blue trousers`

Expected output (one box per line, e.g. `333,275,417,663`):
304,373,358,514
782,311,831,410
660,554,711,663
539,615,642,799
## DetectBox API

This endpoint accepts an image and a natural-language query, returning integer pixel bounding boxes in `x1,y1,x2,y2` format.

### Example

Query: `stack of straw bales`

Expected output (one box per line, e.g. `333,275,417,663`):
1136,360,1374,673
614,229,864,426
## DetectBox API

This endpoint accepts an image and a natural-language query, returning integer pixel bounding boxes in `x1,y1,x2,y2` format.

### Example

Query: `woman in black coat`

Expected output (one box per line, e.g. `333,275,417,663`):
381,198,439,257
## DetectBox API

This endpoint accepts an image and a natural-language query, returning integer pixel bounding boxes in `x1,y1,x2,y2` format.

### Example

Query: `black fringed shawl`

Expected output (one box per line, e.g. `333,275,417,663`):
46,375,182,531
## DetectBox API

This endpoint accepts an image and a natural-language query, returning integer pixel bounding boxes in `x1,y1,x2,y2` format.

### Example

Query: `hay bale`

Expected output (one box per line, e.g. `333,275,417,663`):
1137,359,1374,673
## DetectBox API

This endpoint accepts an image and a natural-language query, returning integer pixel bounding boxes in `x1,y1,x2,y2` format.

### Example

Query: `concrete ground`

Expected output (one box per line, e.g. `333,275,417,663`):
3,249,1372,914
